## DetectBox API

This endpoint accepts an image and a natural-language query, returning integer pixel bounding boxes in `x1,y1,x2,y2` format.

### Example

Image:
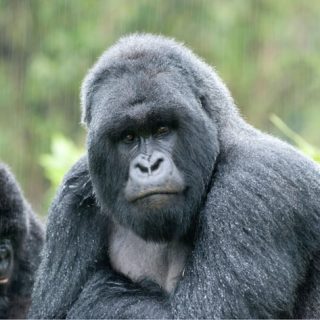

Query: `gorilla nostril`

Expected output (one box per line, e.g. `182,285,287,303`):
151,158,163,172
135,163,149,174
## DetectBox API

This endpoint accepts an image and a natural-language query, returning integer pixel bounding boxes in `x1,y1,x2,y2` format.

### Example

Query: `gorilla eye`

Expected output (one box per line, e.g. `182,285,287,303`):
123,132,135,143
156,126,170,136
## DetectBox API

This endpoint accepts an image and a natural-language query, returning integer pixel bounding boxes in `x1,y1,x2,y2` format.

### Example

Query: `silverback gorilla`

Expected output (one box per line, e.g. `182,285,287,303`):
29,34,320,319
0,164,44,318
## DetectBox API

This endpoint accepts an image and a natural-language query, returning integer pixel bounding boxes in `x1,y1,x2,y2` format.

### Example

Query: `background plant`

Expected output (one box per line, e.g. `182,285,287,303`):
0,0,319,214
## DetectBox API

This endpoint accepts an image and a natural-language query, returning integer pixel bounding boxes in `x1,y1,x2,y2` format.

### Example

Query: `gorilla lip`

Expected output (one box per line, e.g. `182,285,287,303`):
0,277,9,284
129,190,180,202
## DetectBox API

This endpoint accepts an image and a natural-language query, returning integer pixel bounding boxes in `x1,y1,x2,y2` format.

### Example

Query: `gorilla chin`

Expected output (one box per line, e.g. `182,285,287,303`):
120,192,192,242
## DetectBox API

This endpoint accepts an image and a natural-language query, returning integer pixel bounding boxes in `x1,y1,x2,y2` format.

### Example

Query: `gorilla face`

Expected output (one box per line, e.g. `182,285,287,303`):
88,70,219,241
0,240,13,286
123,125,185,206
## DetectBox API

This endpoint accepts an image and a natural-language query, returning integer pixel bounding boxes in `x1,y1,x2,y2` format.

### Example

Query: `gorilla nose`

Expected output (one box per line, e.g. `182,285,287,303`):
135,157,163,174
132,151,169,179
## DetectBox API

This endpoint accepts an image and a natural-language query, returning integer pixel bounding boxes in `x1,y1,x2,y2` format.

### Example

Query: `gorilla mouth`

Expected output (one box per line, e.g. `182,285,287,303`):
0,259,11,284
131,190,180,202
0,276,9,284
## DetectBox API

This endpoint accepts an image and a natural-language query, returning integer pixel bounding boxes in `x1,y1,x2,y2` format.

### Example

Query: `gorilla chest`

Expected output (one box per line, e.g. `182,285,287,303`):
108,223,190,292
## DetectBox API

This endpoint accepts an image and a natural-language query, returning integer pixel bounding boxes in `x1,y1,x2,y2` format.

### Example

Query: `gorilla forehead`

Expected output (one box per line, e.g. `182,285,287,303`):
80,33,233,127
89,69,204,131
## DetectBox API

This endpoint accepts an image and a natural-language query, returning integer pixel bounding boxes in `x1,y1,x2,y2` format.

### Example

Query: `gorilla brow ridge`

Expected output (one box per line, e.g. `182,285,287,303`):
105,107,180,140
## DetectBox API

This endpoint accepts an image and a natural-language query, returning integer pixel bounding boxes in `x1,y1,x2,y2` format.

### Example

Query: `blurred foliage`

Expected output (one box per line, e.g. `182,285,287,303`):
39,134,84,208
271,115,320,163
0,0,319,214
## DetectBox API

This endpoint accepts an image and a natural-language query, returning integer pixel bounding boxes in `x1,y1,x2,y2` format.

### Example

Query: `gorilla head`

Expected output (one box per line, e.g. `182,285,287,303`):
0,164,44,318
82,36,220,241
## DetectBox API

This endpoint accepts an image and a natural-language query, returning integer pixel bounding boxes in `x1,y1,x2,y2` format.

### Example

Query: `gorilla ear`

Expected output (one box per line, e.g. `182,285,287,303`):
80,73,93,127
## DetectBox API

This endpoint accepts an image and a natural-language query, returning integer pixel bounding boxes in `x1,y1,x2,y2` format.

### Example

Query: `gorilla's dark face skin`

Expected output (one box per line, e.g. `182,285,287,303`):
0,240,13,287
88,72,219,241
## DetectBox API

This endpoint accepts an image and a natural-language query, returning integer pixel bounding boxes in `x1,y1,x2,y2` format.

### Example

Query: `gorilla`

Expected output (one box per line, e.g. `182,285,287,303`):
0,163,44,318
29,34,320,319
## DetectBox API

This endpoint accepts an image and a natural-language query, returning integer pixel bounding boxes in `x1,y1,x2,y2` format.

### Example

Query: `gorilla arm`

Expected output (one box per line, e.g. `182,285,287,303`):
28,157,108,318
171,142,320,319
67,270,171,319
295,253,320,318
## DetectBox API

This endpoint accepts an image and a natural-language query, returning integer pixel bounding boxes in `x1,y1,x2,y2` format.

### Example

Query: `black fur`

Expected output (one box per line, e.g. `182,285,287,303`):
0,163,44,318
29,34,320,319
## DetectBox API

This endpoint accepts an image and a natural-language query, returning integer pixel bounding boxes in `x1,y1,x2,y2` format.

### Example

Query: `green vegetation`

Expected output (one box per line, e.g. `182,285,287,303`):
39,134,84,208
271,115,320,163
0,0,319,213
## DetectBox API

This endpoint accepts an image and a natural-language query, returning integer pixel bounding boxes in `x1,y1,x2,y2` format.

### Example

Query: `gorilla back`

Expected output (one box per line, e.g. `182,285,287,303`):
0,164,44,318
30,34,320,319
